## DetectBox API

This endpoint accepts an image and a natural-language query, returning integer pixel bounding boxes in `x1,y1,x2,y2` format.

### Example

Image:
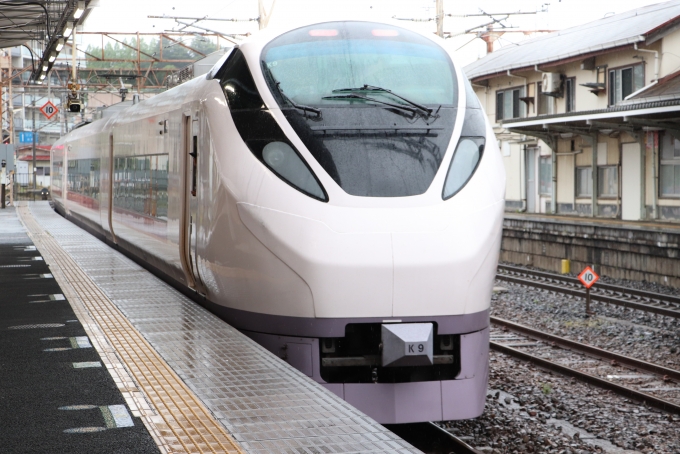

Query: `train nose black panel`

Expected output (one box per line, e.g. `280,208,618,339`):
282,107,457,197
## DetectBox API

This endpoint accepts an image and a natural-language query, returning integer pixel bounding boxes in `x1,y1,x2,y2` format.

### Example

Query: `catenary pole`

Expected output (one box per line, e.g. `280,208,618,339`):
436,0,444,38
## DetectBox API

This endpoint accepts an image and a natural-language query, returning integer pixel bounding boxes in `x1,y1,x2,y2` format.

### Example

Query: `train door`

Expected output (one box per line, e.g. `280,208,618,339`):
621,142,642,221
179,113,204,291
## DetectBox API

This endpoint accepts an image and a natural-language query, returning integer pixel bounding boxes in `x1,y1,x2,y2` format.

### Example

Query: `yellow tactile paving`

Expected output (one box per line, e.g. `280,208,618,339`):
18,206,244,454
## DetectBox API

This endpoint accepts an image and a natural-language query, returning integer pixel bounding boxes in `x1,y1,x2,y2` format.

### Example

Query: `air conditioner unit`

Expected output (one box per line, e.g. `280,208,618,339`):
541,72,562,94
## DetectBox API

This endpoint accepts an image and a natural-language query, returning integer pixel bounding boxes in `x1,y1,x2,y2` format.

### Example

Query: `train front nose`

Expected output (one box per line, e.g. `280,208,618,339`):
237,202,394,318
237,200,504,318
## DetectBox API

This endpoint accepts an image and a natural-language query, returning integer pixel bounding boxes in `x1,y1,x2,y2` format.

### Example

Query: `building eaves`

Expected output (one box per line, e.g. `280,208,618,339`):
468,43,638,83
464,0,680,80
501,99,680,129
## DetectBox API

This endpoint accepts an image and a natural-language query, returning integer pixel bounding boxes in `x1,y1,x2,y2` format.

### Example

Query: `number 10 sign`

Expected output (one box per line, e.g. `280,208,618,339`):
578,266,599,316
578,266,599,289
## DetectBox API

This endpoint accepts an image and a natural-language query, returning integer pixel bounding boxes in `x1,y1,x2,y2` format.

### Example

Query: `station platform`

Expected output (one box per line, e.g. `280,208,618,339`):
501,211,680,287
1,202,417,454
505,211,680,233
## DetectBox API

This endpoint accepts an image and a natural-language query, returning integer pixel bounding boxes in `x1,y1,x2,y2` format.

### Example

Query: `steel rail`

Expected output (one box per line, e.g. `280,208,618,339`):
496,265,680,318
489,325,680,415
498,264,680,305
387,422,483,454
491,316,680,382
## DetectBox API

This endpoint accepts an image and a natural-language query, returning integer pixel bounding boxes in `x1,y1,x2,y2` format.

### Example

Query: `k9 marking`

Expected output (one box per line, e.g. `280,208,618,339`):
405,343,425,355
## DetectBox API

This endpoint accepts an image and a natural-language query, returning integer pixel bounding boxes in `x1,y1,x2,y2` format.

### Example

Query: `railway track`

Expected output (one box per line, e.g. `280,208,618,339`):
496,264,680,318
490,316,680,415
387,422,482,454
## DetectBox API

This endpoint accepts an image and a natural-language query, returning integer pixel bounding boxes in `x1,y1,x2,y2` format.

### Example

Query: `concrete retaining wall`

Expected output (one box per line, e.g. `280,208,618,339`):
502,215,680,288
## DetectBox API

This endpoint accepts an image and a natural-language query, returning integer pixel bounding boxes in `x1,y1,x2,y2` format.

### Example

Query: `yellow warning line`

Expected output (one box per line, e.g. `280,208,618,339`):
18,206,243,454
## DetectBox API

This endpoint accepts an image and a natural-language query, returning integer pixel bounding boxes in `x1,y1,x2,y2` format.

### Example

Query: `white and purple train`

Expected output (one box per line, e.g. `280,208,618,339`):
51,19,505,424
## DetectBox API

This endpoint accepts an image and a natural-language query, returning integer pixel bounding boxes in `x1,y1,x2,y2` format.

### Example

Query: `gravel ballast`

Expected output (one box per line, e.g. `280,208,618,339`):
443,267,680,454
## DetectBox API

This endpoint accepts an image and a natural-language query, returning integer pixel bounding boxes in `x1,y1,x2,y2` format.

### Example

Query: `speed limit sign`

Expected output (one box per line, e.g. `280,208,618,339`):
578,266,599,289
40,101,59,120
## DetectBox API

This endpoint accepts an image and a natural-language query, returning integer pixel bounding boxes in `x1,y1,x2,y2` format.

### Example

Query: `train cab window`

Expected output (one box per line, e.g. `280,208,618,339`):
262,22,456,107
217,46,328,201
261,21,460,198
216,49,265,110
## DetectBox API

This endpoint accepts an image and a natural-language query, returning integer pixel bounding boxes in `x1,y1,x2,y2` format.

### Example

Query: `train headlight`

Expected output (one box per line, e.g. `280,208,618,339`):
442,137,484,199
262,141,326,200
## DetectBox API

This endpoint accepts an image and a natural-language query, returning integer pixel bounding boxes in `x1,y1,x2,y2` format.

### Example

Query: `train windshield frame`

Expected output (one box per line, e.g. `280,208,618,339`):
261,21,457,109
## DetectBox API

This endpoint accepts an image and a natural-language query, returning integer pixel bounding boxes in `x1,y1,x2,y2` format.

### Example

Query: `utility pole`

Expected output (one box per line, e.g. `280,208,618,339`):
436,0,444,38
258,0,277,30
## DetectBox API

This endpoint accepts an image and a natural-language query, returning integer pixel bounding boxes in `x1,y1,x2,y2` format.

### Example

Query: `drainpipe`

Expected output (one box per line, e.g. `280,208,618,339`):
638,133,647,220
551,144,557,214
634,43,659,80
652,132,658,219
585,134,598,217
625,44,660,100
520,144,527,212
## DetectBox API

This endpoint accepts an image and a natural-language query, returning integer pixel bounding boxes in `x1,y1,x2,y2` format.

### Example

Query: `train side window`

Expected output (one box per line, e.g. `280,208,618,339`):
217,49,265,110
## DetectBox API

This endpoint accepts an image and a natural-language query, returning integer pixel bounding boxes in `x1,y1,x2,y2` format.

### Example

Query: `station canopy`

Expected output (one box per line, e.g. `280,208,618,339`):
0,0,95,81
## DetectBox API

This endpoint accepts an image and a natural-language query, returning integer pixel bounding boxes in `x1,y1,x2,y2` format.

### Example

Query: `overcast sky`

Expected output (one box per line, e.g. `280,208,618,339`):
82,0,668,65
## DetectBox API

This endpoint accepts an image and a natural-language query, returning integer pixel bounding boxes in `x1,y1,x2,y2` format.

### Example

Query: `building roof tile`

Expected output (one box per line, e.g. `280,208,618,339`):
464,0,680,80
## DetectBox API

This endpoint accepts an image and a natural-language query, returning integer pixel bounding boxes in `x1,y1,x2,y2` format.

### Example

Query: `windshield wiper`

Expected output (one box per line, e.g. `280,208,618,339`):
261,64,321,116
332,84,435,117
321,93,420,116
277,82,321,116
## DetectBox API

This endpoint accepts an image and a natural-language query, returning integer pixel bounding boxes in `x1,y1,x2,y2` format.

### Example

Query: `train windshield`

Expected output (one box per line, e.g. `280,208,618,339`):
262,22,456,107
261,22,460,198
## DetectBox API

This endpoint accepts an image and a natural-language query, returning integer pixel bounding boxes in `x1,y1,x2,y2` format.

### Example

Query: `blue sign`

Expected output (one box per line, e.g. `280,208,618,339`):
19,131,34,143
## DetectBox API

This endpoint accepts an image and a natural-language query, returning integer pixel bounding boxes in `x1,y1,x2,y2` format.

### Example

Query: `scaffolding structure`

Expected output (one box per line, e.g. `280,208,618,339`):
1,31,231,146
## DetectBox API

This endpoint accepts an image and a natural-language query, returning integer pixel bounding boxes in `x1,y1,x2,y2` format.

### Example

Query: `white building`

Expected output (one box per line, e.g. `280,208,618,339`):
464,0,680,221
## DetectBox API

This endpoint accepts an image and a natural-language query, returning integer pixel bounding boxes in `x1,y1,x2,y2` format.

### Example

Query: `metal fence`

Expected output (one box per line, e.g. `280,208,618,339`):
5,172,51,202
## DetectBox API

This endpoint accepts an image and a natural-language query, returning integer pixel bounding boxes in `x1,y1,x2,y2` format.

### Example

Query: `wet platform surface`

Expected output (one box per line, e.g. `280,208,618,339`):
5,202,416,454
0,207,160,453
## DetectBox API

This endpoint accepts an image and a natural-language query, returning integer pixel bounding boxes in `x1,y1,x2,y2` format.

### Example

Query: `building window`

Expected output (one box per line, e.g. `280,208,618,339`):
608,64,644,105
539,156,552,195
598,166,618,197
495,87,524,121
575,167,592,197
537,82,554,116
565,78,575,113
660,133,680,197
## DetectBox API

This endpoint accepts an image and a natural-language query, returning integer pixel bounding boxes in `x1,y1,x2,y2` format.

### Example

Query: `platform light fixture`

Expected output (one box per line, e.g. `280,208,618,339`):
39,73,46,80
55,38,65,52
74,1,85,19
48,52,56,63
42,63,49,72
63,22,73,38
